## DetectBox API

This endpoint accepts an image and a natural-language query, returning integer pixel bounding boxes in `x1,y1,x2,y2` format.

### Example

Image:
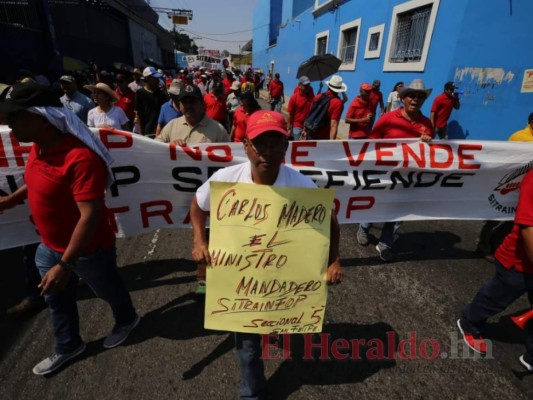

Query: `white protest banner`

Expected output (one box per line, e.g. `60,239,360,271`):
1,126,532,250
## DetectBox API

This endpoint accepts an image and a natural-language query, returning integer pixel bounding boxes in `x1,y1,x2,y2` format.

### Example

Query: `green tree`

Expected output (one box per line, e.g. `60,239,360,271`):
171,31,198,54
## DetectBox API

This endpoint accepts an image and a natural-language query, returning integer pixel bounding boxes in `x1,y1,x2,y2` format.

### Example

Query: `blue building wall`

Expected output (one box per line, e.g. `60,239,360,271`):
252,0,533,140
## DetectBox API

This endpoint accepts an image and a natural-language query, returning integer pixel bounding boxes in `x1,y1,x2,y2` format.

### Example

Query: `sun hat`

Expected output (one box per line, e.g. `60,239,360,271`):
59,75,76,83
168,79,183,96
399,79,433,99
0,81,61,113
246,110,289,140
92,82,118,102
325,75,347,93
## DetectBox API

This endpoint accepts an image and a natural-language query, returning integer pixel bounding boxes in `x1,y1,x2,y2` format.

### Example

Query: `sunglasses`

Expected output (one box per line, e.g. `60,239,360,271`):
406,93,426,100
247,139,286,155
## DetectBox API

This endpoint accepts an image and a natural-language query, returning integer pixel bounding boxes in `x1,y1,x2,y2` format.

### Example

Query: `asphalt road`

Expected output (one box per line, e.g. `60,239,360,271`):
1,219,533,400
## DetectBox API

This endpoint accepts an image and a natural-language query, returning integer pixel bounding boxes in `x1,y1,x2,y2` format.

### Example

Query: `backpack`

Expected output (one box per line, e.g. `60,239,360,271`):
304,94,331,134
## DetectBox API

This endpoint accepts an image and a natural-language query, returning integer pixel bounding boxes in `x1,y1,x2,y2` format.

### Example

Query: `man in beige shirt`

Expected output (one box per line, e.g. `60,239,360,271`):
155,84,228,145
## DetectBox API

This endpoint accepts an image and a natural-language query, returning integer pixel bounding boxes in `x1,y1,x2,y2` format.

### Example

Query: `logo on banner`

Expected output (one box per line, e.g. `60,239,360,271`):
488,160,533,214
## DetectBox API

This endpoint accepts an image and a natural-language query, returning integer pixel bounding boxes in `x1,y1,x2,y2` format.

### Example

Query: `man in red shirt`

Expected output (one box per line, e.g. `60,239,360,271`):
345,82,374,139
459,167,533,370
204,82,228,128
369,79,385,127
287,75,314,140
114,73,136,124
304,75,348,140
0,82,139,376
430,81,461,139
360,79,434,262
268,73,284,112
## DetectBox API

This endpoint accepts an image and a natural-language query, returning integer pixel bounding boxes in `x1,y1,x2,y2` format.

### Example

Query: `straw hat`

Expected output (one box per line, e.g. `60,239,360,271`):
325,75,347,93
93,82,118,102
399,79,433,99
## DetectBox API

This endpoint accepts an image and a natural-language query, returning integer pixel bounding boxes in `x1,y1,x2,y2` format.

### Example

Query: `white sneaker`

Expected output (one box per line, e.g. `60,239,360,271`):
33,342,87,375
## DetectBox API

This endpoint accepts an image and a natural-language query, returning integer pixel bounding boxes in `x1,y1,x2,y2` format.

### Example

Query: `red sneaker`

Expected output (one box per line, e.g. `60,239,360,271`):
457,319,487,354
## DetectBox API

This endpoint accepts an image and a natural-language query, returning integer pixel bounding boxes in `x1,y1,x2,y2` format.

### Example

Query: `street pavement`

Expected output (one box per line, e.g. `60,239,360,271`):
2,220,533,400
1,97,533,399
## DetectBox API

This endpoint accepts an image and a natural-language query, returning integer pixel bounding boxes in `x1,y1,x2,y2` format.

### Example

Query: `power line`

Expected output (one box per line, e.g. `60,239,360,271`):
178,28,250,43
182,24,269,36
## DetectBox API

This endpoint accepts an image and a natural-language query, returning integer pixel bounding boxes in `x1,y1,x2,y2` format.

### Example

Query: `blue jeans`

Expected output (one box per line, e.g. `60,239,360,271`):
292,127,303,141
359,222,402,249
269,98,282,112
22,243,41,301
234,332,265,400
462,260,533,357
35,243,136,354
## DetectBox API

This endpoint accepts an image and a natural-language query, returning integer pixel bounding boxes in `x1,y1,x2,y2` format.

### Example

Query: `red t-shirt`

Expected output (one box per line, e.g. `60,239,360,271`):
287,88,315,129
431,93,455,128
495,169,533,274
369,108,434,139
25,135,115,253
232,106,250,142
311,90,344,140
204,93,227,124
222,77,235,95
346,96,373,139
369,90,383,113
115,88,136,122
269,79,284,98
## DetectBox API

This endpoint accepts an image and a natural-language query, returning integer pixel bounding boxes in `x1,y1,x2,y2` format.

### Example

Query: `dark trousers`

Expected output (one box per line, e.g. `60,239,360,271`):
462,259,533,357
234,332,265,400
35,243,136,354
23,243,41,300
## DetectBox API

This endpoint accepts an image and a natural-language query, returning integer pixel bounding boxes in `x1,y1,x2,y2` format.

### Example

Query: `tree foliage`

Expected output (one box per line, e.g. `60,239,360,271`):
171,31,198,54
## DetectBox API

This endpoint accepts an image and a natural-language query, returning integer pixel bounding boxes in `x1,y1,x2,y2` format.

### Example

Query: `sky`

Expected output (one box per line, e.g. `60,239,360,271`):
150,0,259,54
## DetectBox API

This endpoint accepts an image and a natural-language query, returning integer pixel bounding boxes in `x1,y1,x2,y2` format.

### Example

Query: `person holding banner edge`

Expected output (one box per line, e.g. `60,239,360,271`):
0,82,140,376
189,110,343,399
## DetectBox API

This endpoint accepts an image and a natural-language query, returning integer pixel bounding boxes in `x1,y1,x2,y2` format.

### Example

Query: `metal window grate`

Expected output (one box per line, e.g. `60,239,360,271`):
340,27,357,63
316,36,327,55
0,0,41,31
390,5,431,63
368,32,380,51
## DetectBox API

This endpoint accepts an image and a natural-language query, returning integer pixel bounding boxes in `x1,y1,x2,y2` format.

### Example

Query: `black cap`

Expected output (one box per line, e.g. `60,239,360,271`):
179,84,203,101
444,81,456,91
0,81,61,113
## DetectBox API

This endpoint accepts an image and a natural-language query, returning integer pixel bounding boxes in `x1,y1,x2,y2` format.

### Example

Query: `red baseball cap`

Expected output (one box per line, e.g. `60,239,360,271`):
246,111,289,140
360,83,372,91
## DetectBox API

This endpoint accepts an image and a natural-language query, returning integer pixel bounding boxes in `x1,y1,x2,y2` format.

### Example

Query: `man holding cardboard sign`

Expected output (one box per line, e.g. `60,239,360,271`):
189,110,343,399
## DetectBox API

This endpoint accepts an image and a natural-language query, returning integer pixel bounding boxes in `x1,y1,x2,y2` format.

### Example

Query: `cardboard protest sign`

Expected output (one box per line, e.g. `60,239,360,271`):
205,182,335,334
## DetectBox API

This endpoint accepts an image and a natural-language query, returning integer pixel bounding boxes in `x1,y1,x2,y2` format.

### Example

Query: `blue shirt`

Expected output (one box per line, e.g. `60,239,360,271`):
60,91,94,124
157,100,182,127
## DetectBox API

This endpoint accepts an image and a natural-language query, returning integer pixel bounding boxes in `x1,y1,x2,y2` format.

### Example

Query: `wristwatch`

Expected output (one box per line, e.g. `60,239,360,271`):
58,260,76,271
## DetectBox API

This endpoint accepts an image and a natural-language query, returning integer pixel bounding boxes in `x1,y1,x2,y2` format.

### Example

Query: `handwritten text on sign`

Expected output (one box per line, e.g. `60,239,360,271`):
205,182,335,334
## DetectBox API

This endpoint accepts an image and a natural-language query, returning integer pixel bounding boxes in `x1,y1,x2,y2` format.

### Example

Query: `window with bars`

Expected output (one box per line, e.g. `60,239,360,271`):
0,0,41,31
340,27,357,64
316,36,328,55
368,32,380,51
389,5,432,63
